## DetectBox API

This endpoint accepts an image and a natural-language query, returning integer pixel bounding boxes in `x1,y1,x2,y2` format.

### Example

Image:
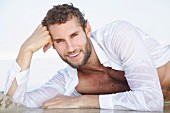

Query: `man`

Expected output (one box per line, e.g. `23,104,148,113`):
4,3,170,111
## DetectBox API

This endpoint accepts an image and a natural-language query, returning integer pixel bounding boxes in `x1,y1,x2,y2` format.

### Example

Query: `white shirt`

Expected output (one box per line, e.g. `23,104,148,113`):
5,20,169,111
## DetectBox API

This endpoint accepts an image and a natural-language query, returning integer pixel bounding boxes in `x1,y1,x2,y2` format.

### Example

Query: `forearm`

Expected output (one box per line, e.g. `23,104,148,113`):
7,45,33,96
6,24,52,97
79,95,100,108
16,46,33,71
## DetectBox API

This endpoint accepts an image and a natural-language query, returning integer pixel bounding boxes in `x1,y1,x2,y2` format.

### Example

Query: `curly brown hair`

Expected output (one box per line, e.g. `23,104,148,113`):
42,3,87,30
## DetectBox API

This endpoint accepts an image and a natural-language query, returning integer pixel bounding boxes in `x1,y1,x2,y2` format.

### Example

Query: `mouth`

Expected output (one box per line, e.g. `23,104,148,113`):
67,51,80,58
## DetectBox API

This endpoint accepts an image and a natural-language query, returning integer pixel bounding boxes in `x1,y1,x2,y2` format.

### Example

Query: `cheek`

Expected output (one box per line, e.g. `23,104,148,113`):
76,35,87,46
55,46,65,55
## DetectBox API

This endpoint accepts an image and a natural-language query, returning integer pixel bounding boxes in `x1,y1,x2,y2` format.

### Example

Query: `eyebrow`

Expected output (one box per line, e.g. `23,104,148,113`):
52,30,80,41
70,31,79,37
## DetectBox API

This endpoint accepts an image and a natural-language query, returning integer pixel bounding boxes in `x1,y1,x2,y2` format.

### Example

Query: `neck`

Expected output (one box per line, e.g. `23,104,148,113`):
79,41,102,71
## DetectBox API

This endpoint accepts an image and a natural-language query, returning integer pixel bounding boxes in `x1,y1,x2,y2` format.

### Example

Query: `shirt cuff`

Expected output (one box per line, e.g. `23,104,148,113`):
99,94,114,109
8,61,21,77
4,61,30,94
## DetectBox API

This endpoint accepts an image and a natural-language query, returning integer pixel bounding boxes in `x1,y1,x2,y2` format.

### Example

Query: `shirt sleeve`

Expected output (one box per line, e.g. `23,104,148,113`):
99,21,164,111
4,61,66,108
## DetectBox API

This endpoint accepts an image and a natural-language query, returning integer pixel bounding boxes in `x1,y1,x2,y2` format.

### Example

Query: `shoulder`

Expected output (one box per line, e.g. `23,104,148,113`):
92,20,136,38
100,20,135,29
107,20,136,32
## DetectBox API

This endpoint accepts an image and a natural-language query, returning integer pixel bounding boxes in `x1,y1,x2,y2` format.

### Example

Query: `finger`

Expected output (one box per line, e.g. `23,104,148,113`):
42,25,48,31
42,99,59,109
37,24,44,31
43,43,51,53
43,38,53,53
37,24,43,28
42,94,65,108
45,104,62,109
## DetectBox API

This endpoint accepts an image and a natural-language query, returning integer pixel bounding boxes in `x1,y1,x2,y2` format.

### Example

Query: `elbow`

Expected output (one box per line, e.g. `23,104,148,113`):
148,98,164,111
154,96,164,111
145,90,164,111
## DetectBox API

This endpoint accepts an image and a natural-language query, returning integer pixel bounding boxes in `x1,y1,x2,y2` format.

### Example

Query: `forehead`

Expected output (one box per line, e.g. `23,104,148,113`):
48,18,82,39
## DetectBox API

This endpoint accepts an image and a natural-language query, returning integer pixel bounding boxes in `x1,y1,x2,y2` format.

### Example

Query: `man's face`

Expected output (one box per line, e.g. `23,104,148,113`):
49,18,92,68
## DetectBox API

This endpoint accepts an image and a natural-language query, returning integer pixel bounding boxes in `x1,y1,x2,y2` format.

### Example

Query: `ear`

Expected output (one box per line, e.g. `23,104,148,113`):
85,22,92,39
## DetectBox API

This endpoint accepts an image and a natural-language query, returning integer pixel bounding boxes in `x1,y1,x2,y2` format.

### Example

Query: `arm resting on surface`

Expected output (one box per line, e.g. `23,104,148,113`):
99,21,163,111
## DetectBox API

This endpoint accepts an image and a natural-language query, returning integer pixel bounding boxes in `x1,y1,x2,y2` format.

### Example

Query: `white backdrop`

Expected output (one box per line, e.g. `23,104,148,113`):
0,0,170,91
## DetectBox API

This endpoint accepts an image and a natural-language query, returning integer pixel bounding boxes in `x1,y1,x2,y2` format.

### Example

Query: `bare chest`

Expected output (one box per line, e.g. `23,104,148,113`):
76,67,130,95
157,61,170,101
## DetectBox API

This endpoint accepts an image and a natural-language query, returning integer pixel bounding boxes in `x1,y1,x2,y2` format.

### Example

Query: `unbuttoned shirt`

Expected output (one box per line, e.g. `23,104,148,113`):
5,20,170,111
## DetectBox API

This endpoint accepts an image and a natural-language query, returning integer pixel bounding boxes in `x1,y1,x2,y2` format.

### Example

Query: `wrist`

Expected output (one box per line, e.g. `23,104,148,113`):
20,41,35,54
16,46,33,71
77,95,84,108
78,95,99,108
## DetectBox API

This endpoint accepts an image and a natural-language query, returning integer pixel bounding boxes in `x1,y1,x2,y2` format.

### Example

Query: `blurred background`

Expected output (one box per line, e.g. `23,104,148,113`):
0,0,170,91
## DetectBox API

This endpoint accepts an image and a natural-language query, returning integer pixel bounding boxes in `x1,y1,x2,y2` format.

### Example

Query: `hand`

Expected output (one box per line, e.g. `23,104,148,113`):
8,24,53,97
16,24,53,71
21,24,53,53
42,94,81,109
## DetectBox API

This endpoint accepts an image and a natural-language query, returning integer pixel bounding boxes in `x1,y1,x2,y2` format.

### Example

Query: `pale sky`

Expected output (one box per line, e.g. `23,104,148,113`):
0,0,170,59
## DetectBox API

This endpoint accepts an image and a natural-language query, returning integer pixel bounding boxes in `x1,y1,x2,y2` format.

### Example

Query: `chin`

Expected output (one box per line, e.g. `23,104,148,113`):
69,62,86,69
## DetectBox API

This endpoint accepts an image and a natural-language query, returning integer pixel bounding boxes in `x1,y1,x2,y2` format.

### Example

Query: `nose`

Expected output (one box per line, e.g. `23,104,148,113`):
66,40,75,52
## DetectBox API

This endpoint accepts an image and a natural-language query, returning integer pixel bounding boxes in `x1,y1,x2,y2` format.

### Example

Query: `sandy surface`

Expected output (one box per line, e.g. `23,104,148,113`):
1,91,170,113
0,105,170,113
0,92,25,111
1,107,170,113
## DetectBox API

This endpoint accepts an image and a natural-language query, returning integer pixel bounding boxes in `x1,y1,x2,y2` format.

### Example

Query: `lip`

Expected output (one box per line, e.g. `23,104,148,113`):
67,51,80,58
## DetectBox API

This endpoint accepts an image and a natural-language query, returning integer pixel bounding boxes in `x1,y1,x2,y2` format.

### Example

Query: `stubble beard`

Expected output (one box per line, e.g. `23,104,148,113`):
59,37,92,69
